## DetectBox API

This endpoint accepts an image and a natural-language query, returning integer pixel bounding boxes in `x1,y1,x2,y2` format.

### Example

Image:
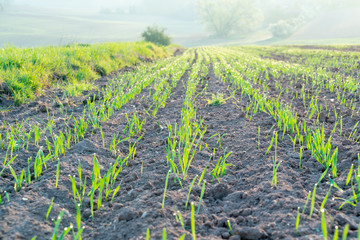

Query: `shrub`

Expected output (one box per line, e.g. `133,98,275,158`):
269,19,300,38
141,25,171,46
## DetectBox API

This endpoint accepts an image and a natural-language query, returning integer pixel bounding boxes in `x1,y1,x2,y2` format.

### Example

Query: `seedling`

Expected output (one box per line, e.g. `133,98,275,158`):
46,198,54,220
210,148,232,182
185,175,198,210
342,224,349,240
320,185,332,210
258,126,261,150
346,164,354,186
174,210,185,229
227,220,234,235
310,183,318,219
191,202,196,240
321,209,327,240
162,170,171,209
295,207,300,234
146,228,150,240
197,180,206,214
56,159,60,188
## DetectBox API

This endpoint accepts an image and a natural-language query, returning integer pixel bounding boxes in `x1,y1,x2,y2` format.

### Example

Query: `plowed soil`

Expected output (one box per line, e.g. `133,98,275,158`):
1,51,359,240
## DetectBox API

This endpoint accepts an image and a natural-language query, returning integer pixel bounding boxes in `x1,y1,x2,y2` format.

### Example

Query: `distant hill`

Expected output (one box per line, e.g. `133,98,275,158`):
289,7,360,41
0,5,205,48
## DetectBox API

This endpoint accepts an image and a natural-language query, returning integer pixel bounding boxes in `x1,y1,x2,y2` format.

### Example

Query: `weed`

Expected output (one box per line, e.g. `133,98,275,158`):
206,93,227,106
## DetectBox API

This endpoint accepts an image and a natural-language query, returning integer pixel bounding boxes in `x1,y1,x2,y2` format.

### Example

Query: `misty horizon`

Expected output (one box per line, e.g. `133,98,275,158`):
1,0,360,47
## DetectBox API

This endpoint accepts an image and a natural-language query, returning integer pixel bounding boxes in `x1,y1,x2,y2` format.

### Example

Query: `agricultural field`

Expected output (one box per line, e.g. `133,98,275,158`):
0,42,171,104
1,44,360,239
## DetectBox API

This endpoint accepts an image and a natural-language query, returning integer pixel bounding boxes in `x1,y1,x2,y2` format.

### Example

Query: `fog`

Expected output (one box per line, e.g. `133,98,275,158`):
1,0,360,47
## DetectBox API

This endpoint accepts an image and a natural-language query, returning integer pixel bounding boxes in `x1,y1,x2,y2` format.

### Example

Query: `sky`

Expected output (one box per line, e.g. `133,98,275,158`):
12,0,139,9
11,0,193,10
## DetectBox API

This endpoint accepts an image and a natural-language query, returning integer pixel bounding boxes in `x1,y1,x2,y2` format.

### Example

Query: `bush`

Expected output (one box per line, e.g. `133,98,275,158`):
269,19,300,38
141,25,171,46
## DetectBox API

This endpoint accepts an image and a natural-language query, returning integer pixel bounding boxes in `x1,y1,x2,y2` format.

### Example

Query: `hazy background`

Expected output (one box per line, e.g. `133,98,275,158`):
0,0,360,48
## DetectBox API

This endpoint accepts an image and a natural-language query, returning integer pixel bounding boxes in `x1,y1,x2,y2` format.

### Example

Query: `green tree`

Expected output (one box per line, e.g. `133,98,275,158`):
141,25,171,46
196,0,263,37
0,0,11,12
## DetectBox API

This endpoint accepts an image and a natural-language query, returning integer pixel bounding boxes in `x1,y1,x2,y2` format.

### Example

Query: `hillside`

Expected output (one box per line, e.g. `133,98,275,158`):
0,5,205,48
289,7,360,42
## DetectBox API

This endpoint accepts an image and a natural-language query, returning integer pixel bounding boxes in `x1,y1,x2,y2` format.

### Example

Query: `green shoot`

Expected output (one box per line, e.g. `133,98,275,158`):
321,209,327,240
296,207,300,234
320,185,332,210
198,167,207,186
56,159,60,188
179,234,186,240
334,226,339,240
342,224,349,240
265,132,275,157
100,127,105,148
146,228,150,240
51,210,65,240
346,164,354,186
178,212,185,230
162,228,167,240
197,180,206,214
299,147,303,170
162,170,171,209
111,181,122,205
227,220,233,235
191,202,196,240
185,175,198,210
46,198,54,220
310,183,317,219
258,126,260,150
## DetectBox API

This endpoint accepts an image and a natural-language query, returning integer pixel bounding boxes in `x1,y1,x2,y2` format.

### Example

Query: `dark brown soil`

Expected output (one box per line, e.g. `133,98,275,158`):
0,53,359,240
297,45,360,52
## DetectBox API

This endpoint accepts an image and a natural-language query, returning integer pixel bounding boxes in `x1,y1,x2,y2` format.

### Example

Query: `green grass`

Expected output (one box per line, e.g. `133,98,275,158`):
0,41,171,104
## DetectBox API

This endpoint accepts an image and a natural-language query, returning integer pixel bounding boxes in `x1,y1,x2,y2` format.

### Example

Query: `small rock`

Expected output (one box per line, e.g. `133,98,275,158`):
198,150,211,158
230,210,241,218
295,83,303,89
208,183,231,200
326,116,335,123
334,212,358,230
117,207,138,221
318,112,326,122
240,208,252,217
141,211,148,218
113,203,124,210
222,232,231,239
224,191,247,202
83,198,91,207
234,227,268,240
229,235,241,240
83,209,91,219
72,139,100,153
